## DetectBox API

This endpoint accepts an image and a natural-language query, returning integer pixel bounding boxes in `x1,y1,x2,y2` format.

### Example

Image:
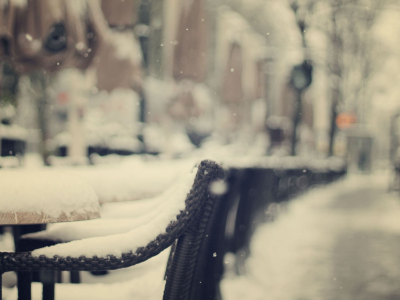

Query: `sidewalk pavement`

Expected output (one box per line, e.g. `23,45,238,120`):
222,173,400,300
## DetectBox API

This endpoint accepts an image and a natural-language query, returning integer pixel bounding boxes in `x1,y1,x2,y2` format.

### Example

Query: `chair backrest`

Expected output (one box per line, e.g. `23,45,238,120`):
163,161,230,300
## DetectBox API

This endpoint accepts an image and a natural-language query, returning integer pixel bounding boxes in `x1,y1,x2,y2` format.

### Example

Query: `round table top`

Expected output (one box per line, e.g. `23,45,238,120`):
0,169,101,226
0,209,100,225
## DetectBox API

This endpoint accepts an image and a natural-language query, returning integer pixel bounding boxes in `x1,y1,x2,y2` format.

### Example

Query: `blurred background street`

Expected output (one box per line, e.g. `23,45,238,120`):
2,0,400,166
2,0,400,299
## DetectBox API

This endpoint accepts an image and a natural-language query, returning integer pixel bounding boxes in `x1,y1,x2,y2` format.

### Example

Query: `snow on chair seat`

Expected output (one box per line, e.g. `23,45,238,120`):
41,158,196,204
0,160,225,300
20,162,202,244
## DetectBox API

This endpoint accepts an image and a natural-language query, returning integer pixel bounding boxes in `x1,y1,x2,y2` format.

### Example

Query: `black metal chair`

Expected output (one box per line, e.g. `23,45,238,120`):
188,168,243,300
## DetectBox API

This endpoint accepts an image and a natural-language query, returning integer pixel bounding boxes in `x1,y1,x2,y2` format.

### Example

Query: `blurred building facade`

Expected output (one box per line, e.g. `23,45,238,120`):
1,0,323,162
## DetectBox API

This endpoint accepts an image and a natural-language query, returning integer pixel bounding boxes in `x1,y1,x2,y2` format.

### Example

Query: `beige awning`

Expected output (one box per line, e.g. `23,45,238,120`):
93,34,143,94
0,1,18,58
101,0,137,27
0,0,104,73
94,1,143,93
173,0,208,83
0,0,143,93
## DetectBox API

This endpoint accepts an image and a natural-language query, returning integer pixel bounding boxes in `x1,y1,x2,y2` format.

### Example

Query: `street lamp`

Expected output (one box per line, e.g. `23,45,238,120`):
290,60,313,156
290,0,313,156
290,61,312,91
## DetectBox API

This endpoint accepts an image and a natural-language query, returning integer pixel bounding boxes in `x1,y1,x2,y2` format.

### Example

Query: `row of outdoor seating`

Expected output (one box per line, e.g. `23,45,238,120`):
224,164,346,275
0,158,346,300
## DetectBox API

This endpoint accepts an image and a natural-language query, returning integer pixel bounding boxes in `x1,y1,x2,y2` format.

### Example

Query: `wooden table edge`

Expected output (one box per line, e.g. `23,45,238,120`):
0,210,101,225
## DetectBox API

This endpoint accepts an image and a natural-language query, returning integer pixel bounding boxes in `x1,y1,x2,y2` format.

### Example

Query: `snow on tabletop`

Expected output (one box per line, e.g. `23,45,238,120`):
0,169,99,218
32,164,198,258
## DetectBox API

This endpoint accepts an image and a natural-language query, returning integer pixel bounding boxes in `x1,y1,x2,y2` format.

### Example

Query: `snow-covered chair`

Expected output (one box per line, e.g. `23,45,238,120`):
15,162,209,284
0,160,225,300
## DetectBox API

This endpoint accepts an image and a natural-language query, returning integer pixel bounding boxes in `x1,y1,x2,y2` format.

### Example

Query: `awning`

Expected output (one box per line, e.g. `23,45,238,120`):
173,0,208,82
94,1,143,93
101,0,137,28
0,0,143,94
93,32,143,94
0,0,104,73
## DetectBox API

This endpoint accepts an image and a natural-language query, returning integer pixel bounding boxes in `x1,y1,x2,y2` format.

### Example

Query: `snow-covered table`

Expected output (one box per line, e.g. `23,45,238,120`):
0,170,100,225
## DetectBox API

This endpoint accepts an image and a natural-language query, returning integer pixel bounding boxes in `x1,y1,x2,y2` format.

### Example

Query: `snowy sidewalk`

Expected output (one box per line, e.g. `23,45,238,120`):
222,173,400,300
